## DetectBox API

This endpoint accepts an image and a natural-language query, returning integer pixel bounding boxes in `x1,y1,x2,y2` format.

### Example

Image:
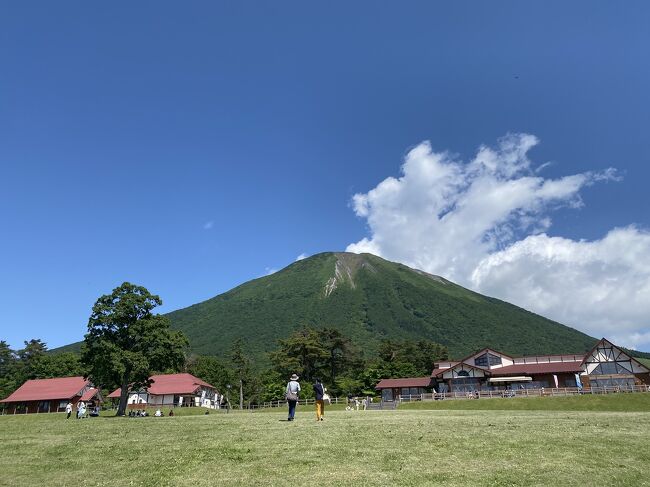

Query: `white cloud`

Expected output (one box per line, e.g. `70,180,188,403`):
203,221,214,230
295,253,308,261
265,267,278,275
347,134,650,351
471,227,650,349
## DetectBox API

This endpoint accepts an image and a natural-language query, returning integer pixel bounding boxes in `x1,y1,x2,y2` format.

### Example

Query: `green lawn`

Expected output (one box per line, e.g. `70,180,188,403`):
399,392,650,411
1,396,649,486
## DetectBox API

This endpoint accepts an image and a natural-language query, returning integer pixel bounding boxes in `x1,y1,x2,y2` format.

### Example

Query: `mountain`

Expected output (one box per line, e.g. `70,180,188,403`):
53,252,603,360
169,252,599,359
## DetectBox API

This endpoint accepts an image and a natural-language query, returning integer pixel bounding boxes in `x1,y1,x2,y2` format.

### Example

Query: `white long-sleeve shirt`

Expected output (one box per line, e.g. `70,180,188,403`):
286,380,301,394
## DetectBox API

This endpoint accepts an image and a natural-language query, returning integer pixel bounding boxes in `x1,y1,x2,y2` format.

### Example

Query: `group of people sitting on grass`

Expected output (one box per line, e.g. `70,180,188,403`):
128,408,176,417
128,409,149,417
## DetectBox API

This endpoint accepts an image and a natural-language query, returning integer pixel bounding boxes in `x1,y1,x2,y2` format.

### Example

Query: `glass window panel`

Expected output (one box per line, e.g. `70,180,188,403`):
616,362,632,373
592,362,618,375
450,378,482,392
475,354,488,367
564,378,577,387
487,353,502,366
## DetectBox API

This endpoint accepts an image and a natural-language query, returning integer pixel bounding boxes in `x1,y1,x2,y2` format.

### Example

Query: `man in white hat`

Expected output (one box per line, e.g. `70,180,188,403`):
285,374,301,421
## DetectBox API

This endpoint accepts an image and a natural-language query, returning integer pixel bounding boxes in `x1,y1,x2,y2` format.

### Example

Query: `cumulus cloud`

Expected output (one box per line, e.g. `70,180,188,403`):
295,253,308,261
347,134,650,350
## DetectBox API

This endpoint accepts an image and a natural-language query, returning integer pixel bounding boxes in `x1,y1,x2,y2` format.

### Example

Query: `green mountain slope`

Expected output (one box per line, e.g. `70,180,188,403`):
163,252,597,360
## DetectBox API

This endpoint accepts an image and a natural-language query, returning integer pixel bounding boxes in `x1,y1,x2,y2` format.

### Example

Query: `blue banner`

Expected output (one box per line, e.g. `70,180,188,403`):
575,373,583,389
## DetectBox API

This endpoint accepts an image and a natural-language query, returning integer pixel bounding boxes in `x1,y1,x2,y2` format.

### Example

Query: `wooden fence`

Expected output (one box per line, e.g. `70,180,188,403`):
103,385,649,413
397,384,650,402
248,397,347,409
246,384,650,410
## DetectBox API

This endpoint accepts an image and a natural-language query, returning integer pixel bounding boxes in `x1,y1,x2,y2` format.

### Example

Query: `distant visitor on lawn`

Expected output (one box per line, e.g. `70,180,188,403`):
285,374,300,421
313,378,325,421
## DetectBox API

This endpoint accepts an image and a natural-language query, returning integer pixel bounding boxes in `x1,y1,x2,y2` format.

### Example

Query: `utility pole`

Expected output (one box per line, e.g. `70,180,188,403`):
239,378,243,410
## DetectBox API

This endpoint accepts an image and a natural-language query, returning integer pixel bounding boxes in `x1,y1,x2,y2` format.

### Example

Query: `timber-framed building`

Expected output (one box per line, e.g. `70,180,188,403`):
376,338,650,401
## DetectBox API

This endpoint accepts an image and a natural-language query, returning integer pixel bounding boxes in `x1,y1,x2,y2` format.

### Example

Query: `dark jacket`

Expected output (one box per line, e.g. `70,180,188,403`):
313,383,324,400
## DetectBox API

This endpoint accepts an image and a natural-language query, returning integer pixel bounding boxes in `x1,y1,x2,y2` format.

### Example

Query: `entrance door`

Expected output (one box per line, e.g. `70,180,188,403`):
381,389,393,401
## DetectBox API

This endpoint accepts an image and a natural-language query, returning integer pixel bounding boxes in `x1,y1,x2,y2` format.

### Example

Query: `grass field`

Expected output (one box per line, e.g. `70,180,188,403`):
399,392,650,411
1,395,649,487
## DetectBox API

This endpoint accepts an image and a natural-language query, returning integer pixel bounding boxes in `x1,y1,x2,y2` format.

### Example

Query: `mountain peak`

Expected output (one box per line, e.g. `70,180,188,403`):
53,250,598,360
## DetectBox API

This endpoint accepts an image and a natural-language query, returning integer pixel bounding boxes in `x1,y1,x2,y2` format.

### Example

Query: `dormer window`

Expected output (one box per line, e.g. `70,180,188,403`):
475,352,502,367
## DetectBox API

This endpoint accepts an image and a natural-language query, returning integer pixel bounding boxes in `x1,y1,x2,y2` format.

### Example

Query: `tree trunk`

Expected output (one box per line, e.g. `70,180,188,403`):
239,378,243,410
117,375,129,416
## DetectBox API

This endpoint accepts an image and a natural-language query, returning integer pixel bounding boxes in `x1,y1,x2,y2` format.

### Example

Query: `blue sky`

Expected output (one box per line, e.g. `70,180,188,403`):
2,2,649,351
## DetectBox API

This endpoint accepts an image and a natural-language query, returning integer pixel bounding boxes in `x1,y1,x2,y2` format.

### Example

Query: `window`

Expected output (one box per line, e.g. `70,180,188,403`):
450,378,482,392
382,389,394,401
591,362,631,375
564,378,577,388
475,353,502,367
38,401,50,413
591,378,635,389
457,370,470,377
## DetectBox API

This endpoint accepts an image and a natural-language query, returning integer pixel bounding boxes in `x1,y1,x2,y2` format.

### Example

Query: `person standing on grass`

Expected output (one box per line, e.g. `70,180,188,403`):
285,373,301,421
65,401,73,419
77,401,86,419
313,378,325,421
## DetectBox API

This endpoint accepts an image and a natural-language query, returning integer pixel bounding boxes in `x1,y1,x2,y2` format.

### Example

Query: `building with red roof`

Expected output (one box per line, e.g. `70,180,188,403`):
107,373,219,409
0,376,102,414
376,338,650,401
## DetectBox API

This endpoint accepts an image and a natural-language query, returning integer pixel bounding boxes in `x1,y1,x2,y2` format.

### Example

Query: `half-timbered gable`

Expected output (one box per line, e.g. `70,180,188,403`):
433,363,490,393
463,348,515,369
581,338,650,388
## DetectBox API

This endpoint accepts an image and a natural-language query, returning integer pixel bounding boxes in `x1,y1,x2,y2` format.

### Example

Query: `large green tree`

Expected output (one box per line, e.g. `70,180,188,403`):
13,339,48,384
318,328,362,387
269,327,329,384
185,355,235,395
0,341,17,400
377,338,448,377
229,338,253,409
81,282,188,416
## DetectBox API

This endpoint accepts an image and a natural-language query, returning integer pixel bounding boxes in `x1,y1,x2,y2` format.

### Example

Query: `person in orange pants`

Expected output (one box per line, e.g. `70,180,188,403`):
313,378,325,421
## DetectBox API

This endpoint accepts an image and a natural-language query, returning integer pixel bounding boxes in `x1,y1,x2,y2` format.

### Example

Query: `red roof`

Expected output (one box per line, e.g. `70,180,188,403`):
491,361,584,376
430,367,447,377
80,388,100,402
375,377,432,389
108,373,216,398
0,377,89,403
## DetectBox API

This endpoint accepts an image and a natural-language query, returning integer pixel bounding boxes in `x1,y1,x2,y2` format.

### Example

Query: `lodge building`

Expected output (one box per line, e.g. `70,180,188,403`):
107,373,219,409
0,376,102,414
376,338,650,401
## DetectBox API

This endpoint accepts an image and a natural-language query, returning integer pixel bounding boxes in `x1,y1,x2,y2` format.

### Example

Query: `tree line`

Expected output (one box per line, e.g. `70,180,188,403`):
1,282,449,413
